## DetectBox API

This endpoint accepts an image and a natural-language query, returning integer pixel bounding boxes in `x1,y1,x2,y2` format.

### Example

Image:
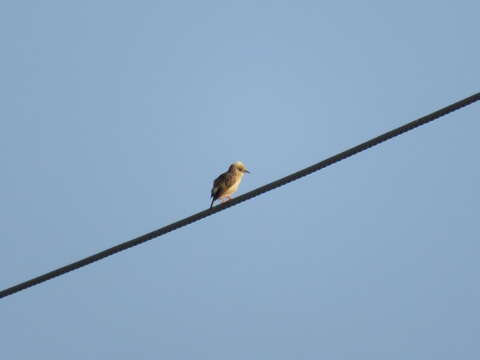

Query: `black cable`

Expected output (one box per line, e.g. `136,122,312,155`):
1,92,478,300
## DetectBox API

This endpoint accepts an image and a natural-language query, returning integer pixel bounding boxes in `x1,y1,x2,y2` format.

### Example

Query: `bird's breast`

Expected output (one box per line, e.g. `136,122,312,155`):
221,174,243,197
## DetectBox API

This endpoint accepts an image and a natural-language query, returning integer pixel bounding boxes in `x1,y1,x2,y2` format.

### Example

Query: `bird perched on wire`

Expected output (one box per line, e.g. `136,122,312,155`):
210,161,250,208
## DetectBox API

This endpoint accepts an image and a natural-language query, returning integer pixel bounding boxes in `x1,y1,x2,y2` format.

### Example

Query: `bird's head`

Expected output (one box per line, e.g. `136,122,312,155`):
230,161,250,174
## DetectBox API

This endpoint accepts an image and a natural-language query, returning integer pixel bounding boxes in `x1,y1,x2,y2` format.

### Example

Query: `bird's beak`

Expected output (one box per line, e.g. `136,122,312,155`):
244,169,250,173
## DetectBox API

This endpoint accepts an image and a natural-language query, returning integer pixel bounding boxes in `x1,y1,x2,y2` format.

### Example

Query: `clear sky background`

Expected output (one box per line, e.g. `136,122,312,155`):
1,1,479,359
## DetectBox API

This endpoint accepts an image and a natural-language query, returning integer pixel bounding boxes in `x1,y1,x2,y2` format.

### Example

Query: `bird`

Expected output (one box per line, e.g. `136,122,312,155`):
210,161,250,208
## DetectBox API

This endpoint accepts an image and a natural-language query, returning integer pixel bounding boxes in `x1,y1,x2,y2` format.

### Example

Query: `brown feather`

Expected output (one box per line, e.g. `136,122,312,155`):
211,172,236,199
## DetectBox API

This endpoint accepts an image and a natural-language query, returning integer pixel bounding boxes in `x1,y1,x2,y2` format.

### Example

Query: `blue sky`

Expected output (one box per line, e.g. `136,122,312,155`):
1,1,479,359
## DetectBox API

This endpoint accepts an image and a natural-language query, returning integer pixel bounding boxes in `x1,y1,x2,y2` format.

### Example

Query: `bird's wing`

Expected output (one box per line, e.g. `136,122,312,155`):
211,172,236,198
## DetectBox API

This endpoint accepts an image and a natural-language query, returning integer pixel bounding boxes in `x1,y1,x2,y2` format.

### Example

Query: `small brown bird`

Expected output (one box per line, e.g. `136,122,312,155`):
210,161,250,208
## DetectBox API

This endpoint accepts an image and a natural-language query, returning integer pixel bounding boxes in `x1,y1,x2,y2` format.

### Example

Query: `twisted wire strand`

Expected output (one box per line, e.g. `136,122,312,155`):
1,92,478,300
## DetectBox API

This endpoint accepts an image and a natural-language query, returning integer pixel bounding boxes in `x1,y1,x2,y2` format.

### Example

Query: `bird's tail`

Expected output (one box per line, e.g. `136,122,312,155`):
210,197,215,209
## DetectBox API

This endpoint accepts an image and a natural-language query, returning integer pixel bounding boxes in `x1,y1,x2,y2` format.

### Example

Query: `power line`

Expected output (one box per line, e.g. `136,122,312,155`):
1,92,479,300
